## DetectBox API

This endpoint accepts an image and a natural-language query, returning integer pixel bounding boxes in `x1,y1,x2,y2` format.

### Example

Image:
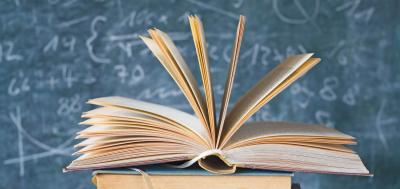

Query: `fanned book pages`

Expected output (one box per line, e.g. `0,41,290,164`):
65,15,371,176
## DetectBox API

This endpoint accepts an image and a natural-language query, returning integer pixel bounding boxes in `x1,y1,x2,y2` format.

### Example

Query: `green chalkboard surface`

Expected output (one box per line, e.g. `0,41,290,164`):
1,0,399,189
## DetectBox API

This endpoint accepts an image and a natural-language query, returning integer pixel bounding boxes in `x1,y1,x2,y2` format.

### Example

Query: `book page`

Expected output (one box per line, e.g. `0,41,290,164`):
151,29,209,126
189,15,216,143
74,136,203,150
75,127,207,150
219,54,320,147
216,15,246,147
224,121,355,149
87,96,211,148
80,106,205,142
82,107,167,125
77,125,198,143
141,31,211,140
224,144,370,176
66,152,193,171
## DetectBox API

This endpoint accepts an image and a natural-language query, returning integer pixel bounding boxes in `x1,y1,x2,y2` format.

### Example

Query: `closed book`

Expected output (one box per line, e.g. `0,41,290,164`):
92,166,293,189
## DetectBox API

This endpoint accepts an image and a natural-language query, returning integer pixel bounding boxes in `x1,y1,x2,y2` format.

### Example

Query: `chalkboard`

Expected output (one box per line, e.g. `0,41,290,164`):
1,0,399,189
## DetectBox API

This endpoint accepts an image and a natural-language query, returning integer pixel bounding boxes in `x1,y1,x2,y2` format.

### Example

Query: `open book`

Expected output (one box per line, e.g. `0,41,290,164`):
65,15,370,176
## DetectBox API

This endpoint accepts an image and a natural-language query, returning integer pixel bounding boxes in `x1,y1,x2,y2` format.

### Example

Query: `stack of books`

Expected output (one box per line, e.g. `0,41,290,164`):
65,15,370,189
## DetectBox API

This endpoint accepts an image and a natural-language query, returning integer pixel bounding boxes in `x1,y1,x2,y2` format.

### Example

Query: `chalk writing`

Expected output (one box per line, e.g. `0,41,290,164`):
137,87,183,100
232,0,244,8
43,35,76,53
290,82,315,109
273,0,320,25
375,100,397,153
315,110,335,128
86,16,111,64
336,0,375,23
319,76,339,101
6,106,74,177
8,72,30,96
0,41,23,63
57,95,82,116
342,84,359,106
114,64,145,85
61,65,78,88
121,10,167,27
184,0,238,20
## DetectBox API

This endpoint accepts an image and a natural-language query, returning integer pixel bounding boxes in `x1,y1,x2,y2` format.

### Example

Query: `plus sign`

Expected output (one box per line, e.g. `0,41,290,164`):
47,76,59,89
